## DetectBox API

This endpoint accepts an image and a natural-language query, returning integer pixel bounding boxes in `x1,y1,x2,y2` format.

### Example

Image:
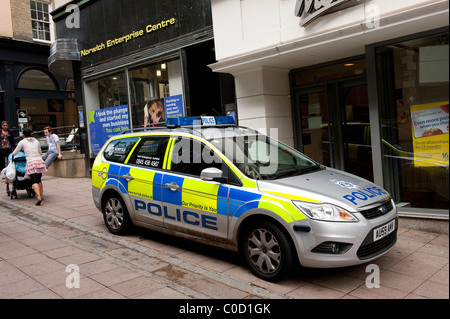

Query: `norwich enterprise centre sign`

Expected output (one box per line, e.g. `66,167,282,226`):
80,18,176,57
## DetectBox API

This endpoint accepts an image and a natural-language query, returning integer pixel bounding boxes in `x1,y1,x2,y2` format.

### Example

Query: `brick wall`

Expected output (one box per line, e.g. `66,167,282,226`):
10,0,33,40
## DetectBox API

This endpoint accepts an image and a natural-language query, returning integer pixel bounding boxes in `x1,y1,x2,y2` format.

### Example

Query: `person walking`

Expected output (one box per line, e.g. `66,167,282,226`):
41,126,62,169
0,121,16,171
12,128,47,205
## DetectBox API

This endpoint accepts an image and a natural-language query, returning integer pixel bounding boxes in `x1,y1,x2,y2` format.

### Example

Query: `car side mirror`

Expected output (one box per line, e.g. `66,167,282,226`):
200,167,227,183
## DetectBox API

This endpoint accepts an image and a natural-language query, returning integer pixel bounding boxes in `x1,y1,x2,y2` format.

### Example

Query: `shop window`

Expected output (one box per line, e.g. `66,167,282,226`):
18,69,57,90
86,72,128,109
83,58,183,157
376,31,449,210
66,79,75,91
30,0,51,42
16,68,77,146
128,58,183,128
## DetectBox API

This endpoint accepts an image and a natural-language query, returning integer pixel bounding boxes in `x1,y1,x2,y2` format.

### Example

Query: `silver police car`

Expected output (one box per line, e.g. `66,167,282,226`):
92,116,397,281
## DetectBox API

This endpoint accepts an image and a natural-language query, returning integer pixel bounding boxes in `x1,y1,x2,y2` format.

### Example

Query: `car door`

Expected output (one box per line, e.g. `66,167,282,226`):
98,136,140,193
124,135,170,227
162,135,230,242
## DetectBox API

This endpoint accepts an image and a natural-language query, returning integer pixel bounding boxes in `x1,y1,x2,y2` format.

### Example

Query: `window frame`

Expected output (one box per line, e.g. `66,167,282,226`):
30,0,53,43
128,136,171,170
169,136,242,186
169,136,223,178
103,137,140,164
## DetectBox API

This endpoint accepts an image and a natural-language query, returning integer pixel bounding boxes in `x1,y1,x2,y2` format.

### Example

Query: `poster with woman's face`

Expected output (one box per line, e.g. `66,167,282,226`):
144,99,165,127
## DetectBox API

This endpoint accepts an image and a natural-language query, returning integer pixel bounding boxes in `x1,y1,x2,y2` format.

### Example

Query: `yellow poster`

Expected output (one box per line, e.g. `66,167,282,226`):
411,101,449,167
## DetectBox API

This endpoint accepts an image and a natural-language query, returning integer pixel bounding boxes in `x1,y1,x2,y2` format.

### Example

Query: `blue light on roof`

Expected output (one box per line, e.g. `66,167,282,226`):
166,117,201,127
215,116,235,125
166,116,235,127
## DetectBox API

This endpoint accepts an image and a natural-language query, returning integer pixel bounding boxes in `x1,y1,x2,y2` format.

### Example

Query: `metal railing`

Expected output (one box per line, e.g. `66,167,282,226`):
31,125,80,151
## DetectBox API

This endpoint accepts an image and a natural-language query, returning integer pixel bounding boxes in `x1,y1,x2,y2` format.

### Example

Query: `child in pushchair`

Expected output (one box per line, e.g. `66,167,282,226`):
2,152,35,199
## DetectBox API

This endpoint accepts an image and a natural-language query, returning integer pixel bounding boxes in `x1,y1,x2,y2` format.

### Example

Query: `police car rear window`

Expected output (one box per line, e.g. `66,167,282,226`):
103,137,139,163
129,136,170,169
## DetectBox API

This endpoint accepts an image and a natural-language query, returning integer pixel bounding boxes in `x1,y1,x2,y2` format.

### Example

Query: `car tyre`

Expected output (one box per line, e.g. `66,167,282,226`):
241,220,293,282
103,194,132,235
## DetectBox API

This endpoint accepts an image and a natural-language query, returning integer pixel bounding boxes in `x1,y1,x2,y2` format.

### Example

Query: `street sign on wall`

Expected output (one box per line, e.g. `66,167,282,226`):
17,109,28,123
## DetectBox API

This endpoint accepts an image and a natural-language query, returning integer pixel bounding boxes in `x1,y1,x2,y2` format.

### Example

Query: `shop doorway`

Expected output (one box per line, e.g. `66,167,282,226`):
293,60,373,181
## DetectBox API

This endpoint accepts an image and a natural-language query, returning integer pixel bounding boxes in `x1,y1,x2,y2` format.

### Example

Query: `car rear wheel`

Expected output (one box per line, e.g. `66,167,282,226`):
103,194,132,235
241,221,293,282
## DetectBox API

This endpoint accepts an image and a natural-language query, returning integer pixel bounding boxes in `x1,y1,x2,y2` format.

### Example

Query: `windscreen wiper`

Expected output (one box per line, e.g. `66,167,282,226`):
275,166,321,179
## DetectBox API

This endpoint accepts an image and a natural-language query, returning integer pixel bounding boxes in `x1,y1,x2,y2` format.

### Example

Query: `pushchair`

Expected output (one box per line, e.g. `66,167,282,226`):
4,152,35,199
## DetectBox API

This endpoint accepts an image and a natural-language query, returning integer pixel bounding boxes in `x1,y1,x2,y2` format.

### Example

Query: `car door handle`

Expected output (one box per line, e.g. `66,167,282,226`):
165,182,180,191
122,173,134,182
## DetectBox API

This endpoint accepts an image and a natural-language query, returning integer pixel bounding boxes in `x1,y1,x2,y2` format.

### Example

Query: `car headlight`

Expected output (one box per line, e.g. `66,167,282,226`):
293,201,358,222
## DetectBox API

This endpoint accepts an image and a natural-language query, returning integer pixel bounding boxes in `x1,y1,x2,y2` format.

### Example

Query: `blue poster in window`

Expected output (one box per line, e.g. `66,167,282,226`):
164,94,184,118
89,104,130,153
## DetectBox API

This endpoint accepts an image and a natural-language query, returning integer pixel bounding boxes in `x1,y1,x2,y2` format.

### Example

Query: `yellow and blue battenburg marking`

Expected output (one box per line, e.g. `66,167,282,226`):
92,128,311,227
179,178,229,215
228,187,308,223
104,164,129,194
94,161,309,224
228,188,261,217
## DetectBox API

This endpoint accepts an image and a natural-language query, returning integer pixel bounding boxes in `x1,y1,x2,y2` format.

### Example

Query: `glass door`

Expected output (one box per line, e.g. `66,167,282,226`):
340,81,373,181
294,74,373,181
296,87,331,167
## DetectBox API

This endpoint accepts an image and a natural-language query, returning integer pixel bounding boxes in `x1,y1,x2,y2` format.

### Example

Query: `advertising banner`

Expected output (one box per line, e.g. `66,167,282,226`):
89,104,130,153
164,94,184,118
411,101,449,167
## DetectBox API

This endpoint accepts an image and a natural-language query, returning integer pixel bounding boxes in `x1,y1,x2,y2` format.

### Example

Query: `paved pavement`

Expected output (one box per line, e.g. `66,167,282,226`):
0,175,448,301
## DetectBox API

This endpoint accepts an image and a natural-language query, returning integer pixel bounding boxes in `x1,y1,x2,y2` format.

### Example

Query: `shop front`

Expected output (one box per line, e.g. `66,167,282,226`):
209,0,448,223
368,30,448,212
0,38,76,146
291,29,449,211
50,0,235,159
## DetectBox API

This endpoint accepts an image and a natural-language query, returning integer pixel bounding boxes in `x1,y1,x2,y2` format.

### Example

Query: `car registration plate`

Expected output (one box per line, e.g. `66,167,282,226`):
373,219,395,241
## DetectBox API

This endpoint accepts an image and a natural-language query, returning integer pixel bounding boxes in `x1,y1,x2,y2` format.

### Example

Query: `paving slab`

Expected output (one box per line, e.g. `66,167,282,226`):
0,176,448,301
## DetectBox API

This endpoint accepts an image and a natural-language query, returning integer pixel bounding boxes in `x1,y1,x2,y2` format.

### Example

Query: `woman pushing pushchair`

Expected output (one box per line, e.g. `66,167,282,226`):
3,151,35,199
10,128,47,205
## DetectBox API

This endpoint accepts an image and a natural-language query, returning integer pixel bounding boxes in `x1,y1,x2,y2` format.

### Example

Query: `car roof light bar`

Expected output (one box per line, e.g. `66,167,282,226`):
121,125,167,134
120,116,236,134
166,116,235,128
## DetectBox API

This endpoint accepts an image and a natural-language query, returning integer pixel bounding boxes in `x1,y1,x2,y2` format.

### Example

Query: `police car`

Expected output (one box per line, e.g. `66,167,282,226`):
92,116,397,281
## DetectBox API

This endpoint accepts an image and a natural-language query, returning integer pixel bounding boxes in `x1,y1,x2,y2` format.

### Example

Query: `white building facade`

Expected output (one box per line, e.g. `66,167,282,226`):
209,0,449,223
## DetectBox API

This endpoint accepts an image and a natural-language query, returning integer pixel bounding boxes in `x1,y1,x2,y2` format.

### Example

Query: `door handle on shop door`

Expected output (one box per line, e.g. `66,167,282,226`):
165,182,180,191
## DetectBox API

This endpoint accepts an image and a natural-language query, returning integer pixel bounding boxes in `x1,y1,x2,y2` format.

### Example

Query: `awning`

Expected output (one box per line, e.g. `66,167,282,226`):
48,38,80,78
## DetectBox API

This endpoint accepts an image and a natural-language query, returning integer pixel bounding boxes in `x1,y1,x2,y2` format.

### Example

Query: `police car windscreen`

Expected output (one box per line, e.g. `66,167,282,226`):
209,135,321,180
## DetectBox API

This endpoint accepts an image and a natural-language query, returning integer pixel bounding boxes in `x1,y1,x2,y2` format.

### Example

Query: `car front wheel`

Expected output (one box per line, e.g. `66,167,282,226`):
241,221,294,282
